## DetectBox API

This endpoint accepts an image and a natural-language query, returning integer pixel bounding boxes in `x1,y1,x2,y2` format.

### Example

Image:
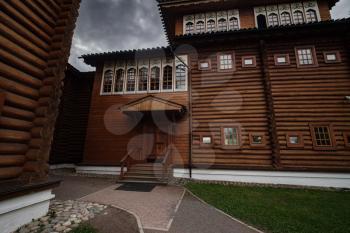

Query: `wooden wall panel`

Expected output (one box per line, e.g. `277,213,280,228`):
0,0,80,181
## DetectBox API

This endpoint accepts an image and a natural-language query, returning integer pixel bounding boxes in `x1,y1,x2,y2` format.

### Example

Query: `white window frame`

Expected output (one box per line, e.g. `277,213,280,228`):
175,55,188,92
206,12,217,32
217,11,228,32
113,61,126,94
195,13,206,33
228,9,240,30
278,4,293,25
161,59,174,92
100,61,115,96
137,60,149,94
291,2,306,24
183,15,195,34
149,59,161,93
125,60,137,94
303,1,321,23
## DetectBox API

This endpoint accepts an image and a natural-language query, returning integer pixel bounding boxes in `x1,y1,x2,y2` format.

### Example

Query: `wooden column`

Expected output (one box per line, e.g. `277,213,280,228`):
259,40,281,168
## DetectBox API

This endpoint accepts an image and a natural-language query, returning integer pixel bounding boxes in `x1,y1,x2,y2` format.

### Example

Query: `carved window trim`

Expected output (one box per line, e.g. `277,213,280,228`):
323,51,341,64
310,123,336,151
242,56,257,68
286,132,304,148
221,125,241,149
217,52,236,72
198,59,211,71
249,133,266,147
274,54,290,66
295,46,318,68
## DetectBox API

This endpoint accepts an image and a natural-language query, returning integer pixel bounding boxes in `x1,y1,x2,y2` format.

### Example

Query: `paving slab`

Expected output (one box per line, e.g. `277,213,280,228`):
80,184,185,231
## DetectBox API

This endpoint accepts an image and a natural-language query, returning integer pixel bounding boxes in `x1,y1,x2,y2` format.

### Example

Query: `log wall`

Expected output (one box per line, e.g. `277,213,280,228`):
0,0,80,181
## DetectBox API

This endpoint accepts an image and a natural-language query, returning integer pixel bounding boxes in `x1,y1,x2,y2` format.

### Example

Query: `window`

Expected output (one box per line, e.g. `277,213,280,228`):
185,22,194,34
207,20,216,32
217,18,227,31
242,56,256,68
218,53,234,71
274,54,290,66
102,70,113,93
324,51,341,63
249,133,266,147
137,68,148,92
293,10,304,24
198,59,211,70
268,13,279,27
229,17,239,30
310,124,336,150
201,136,212,145
126,68,136,92
257,15,267,29
344,132,350,148
306,9,317,23
280,12,291,25
150,67,160,91
196,21,205,33
163,65,173,91
286,132,304,148
175,64,186,90
114,69,124,93
221,126,240,148
295,46,318,67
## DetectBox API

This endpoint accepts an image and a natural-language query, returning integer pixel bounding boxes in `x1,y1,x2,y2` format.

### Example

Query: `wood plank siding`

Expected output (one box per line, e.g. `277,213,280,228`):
0,0,80,181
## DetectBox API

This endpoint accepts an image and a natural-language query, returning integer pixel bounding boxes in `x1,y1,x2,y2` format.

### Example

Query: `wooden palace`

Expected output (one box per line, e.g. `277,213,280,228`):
78,0,350,187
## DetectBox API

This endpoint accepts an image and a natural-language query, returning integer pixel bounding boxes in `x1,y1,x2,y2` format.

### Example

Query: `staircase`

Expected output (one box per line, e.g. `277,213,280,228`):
119,163,170,185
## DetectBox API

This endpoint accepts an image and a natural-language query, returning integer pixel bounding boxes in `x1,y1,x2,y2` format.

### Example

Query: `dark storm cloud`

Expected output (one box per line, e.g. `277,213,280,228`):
69,0,350,71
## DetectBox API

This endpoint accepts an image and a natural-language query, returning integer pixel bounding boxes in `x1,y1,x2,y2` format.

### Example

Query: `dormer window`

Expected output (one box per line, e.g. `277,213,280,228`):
218,18,227,31
185,22,194,34
207,19,216,32
196,21,205,33
268,13,279,27
229,17,239,30
306,9,317,23
280,12,291,25
293,10,304,24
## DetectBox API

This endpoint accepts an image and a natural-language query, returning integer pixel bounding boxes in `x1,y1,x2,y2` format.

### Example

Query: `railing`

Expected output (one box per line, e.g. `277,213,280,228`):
161,148,173,181
120,149,138,179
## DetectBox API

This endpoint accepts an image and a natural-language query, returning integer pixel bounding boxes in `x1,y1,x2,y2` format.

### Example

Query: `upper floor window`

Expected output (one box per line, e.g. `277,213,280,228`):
218,53,234,70
295,46,318,67
196,21,205,33
102,70,113,93
257,15,267,29
175,64,187,90
280,12,291,25
207,20,216,32
163,65,173,91
221,126,240,148
310,124,336,150
217,18,227,31
293,10,304,24
115,69,124,93
185,22,194,34
229,17,239,30
126,68,136,92
150,67,160,91
268,13,279,27
306,9,317,23
138,68,148,92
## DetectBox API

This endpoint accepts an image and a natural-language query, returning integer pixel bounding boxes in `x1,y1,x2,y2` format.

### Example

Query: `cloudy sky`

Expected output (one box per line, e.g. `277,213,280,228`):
68,0,350,71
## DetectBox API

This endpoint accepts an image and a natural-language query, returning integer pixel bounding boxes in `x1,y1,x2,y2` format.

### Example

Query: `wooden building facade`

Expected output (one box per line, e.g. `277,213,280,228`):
81,0,350,185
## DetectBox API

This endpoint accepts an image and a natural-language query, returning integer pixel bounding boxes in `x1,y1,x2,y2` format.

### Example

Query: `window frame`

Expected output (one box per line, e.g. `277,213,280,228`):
274,54,290,66
286,132,304,148
185,22,194,34
295,46,318,68
228,17,239,30
242,56,257,68
162,63,174,92
207,19,216,32
217,18,227,31
175,55,188,92
200,134,213,147
196,20,205,33
198,59,211,71
249,133,266,147
323,51,341,64
137,67,149,93
221,125,241,149
280,12,291,25
149,66,161,93
293,10,304,24
100,69,114,95
267,13,279,27
114,68,125,94
126,68,137,93
310,123,336,151
305,9,318,23
217,52,236,72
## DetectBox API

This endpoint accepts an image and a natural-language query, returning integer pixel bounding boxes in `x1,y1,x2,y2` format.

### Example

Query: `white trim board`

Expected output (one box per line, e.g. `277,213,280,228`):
174,169,350,189
50,164,123,176
0,190,54,233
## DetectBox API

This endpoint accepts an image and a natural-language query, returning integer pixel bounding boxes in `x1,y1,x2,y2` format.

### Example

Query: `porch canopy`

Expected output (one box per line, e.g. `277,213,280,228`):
120,95,186,113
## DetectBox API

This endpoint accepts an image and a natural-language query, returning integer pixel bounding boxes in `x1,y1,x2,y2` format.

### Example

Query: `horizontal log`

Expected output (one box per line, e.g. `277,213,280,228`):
0,116,33,130
0,76,39,99
0,155,26,166
22,0,56,26
31,127,42,138
29,138,42,149
5,92,38,110
0,129,31,142
0,167,22,180
0,143,28,154
2,106,35,120
26,149,40,161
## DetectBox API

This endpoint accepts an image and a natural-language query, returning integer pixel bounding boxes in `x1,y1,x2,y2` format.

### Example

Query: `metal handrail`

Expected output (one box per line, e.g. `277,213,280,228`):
120,149,138,179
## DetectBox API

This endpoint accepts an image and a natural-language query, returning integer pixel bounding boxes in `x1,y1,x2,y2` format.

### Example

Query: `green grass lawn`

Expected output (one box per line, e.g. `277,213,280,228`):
70,224,98,233
186,183,350,233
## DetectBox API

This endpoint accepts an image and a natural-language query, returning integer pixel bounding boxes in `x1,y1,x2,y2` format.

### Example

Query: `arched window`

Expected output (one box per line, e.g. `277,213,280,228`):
268,13,279,27
217,18,227,31
185,22,194,34
306,9,317,23
293,10,304,24
150,67,160,91
207,20,216,32
257,15,267,29
280,12,291,25
138,68,148,92
126,68,136,92
114,69,124,93
102,70,113,93
163,65,173,91
196,21,205,33
229,17,239,30
175,64,186,90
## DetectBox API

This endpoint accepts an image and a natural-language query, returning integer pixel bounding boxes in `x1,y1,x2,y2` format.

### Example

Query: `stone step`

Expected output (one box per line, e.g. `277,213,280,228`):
117,179,168,185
